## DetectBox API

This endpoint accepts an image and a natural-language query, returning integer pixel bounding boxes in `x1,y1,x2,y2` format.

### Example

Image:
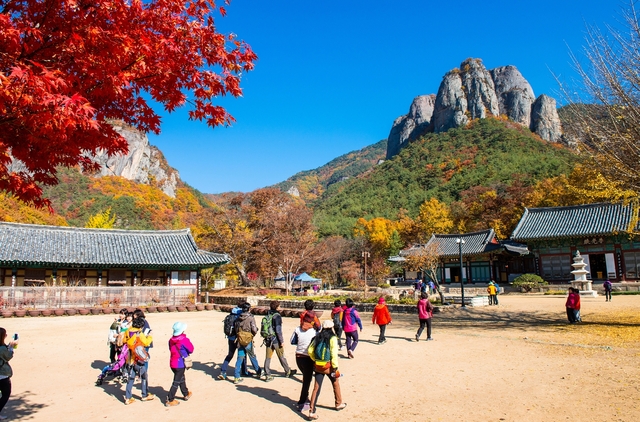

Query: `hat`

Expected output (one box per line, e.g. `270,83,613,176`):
378,297,386,304
172,322,187,336
322,320,334,329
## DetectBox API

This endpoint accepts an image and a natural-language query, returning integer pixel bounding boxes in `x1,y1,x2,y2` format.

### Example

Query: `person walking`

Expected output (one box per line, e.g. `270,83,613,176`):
261,301,296,381
233,303,261,384
108,309,126,362
123,317,155,405
0,328,17,420
291,319,317,412
342,298,362,359
165,322,194,407
307,320,347,420
487,281,497,306
415,292,434,341
371,297,392,344
603,279,613,302
218,302,247,380
330,300,345,350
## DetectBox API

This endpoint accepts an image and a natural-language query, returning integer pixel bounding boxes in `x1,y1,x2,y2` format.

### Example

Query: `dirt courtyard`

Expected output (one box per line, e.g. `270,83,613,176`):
3,294,640,421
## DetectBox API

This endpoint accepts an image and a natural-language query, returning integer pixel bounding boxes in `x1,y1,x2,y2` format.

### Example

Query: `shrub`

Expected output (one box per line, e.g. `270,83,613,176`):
512,274,548,292
378,283,391,289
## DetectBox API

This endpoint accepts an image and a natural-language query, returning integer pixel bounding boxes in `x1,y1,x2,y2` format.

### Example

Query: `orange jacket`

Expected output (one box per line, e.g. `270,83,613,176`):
372,304,392,325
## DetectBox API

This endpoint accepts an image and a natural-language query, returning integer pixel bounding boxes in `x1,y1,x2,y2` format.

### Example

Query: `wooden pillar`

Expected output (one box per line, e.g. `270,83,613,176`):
11,268,16,288
97,269,102,287
196,270,201,304
133,270,137,287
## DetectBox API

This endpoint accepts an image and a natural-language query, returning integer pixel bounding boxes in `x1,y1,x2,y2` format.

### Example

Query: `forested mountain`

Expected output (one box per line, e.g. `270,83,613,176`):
273,140,387,202
312,118,582,237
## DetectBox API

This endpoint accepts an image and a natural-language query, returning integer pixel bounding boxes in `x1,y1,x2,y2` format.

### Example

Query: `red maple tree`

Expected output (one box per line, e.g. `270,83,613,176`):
0,0,256,208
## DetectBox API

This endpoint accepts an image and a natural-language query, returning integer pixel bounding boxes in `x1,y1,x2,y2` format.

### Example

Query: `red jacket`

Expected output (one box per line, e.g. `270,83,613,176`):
372,304,392,325
565,292,581,310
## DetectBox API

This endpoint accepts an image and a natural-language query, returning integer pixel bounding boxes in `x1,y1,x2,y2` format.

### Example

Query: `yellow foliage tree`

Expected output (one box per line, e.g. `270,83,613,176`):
85,208,116,229
414,198,454,241
529,164,638,208
354,217,399,255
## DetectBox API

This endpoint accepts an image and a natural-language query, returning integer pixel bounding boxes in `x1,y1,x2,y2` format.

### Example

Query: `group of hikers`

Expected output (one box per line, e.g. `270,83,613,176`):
98,295,436,419
100,308,194,407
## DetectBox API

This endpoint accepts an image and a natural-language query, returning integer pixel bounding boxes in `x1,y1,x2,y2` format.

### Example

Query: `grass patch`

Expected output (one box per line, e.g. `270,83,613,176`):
612,290,640,295
544,290,567,295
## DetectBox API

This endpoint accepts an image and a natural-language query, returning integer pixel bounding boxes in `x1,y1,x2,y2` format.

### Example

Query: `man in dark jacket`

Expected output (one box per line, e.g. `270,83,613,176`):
261,301,297,381
233,302,261,384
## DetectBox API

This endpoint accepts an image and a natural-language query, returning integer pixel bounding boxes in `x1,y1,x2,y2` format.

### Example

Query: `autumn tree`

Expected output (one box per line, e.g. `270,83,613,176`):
404,242,445,303
354,217,402,257
197,194,254,286
414,198,454,242
312,236,355,286
249,189,316,295
560,1,640,191
1,0,256,208
85,207,116,229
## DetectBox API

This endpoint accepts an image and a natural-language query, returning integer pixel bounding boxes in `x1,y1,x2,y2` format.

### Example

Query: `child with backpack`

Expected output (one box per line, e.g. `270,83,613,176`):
307,320,347,420
261,301,296,381
342,298,362,359
165,322,194,407
372,297,392,344
233,303,262,384
123,317,155,405
330,300,345,350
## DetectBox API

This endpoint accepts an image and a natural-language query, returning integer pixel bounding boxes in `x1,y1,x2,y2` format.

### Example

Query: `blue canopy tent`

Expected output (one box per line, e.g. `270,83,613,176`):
294,272,322,284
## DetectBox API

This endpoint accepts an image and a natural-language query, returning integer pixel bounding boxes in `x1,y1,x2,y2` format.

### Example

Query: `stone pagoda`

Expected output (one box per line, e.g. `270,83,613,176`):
570,251,598,297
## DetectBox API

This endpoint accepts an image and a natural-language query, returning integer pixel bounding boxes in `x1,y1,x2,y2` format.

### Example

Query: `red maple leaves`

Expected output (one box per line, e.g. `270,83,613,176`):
0,0,256,209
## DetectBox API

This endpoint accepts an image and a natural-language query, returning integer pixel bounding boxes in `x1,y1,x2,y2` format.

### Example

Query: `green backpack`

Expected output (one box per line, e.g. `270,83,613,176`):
260,313,276,339
314,337,331,361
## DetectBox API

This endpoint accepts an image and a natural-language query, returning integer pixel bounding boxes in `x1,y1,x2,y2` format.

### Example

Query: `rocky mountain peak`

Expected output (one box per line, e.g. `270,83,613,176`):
90,122,180,197
386,59,563,158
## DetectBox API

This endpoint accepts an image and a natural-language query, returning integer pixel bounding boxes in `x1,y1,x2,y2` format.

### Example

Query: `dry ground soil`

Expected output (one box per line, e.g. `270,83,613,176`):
3,295,640,421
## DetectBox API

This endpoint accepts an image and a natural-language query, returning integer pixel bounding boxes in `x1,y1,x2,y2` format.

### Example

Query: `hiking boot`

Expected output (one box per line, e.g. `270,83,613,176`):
259,373,267,381
415,334,419,342
141,393,156,402
264,375,275,382
347,350,354,359
378,339,387,345
426,337,434,341
165,400,180,407
233,377,244,384
183,391,193,401
308,411,319,420
286,369,298,378
124,397,136,405
217,374,227,381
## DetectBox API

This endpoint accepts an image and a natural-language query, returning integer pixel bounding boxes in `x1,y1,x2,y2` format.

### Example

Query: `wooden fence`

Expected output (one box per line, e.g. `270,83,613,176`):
0,286,197,309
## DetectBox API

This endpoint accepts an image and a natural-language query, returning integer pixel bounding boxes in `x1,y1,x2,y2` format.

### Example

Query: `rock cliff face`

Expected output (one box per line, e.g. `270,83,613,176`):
386,58,563,158
90,122,180,197
386,94,436,159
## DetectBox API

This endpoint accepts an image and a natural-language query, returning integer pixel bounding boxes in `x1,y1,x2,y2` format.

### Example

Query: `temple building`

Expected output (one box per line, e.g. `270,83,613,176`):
0,222,228,288
398,229,532,283
510,201,640,283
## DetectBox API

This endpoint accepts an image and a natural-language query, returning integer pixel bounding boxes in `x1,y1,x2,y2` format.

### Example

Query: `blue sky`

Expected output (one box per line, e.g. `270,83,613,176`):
148,0,625,194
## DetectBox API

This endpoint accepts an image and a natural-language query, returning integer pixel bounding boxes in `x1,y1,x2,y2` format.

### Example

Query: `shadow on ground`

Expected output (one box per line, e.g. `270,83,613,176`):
234,384,306,419
5,391,48,420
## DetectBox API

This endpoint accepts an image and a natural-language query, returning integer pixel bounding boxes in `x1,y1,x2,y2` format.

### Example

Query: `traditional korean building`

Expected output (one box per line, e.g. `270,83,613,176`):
0,222,229,288
510,202,640,282
399,229,532,283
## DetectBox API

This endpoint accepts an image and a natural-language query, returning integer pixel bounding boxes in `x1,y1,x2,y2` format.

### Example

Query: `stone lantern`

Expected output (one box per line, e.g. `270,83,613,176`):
570,251,598,297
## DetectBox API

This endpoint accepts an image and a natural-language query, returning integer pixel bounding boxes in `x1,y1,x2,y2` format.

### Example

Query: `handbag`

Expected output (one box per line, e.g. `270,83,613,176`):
183,355,193,370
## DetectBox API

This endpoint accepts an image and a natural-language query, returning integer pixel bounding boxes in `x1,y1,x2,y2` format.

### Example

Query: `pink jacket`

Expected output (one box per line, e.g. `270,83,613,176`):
417,298,433,319
168,334,194,369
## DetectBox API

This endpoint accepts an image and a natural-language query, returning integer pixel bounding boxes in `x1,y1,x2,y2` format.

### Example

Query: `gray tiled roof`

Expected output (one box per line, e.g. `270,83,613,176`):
400,229,529,258
0,222,229,268
510,202,638,241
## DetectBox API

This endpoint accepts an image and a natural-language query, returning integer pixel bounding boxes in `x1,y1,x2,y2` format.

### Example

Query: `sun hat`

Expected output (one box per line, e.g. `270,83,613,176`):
322,320,334,329
172,322,187,336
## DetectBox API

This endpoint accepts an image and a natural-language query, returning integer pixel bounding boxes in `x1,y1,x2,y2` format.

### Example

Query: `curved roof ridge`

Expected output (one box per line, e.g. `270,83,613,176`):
0,221,191,236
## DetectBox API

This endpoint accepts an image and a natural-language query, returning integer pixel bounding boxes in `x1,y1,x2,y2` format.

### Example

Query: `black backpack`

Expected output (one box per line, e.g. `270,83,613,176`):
223,313,238,337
